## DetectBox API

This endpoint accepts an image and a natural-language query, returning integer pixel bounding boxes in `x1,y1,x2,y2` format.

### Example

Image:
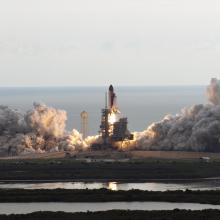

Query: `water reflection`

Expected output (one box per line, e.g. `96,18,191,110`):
0,202,220,214
108,182,118,191
0,180,220,191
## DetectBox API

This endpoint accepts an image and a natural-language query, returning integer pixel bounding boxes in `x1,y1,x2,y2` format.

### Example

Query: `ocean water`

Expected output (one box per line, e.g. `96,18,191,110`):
0,86,206,135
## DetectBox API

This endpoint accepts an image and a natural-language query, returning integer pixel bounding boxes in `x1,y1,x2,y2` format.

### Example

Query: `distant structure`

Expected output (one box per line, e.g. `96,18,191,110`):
93,85,133,149
80,111,88,139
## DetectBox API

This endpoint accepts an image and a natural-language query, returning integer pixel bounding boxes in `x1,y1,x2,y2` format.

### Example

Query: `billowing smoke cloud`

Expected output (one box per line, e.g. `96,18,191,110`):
25,103,67,138
130,78,220,152
0,103,97,156
0,106,26,135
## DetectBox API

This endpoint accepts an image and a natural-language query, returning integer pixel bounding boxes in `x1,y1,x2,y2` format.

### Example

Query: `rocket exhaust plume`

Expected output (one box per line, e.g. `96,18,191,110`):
0,78,220,156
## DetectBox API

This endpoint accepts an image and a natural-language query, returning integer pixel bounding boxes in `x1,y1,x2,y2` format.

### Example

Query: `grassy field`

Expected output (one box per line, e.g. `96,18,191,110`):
0,189,220,204
0,210,220,220
0,158,220,181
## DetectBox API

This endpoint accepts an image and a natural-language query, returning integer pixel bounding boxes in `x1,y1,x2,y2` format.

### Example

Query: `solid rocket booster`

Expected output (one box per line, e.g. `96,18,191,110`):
109,85,116,109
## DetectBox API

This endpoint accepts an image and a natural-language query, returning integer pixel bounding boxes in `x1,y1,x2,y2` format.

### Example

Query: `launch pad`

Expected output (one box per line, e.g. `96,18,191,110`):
92,85,133,150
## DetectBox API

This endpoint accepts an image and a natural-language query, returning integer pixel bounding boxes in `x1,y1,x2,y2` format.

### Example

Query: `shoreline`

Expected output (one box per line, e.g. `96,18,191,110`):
0,189,220,204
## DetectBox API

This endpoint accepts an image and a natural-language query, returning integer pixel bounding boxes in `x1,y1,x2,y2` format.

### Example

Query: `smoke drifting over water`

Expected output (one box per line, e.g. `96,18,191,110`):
132,78,220,152
0,78,220,156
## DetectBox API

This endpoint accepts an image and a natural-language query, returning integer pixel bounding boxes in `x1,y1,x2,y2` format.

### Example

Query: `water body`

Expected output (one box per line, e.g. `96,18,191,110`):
1,180,220,191
0,202,219,214
0,86,206,134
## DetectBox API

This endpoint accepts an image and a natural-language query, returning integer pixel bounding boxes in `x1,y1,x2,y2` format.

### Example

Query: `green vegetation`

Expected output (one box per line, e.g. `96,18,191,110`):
0,159,220,181
0,210,220,220
1,189,220,204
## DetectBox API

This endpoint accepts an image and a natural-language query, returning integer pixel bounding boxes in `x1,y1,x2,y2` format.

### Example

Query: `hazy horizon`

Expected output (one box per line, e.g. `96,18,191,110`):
0,85,208,87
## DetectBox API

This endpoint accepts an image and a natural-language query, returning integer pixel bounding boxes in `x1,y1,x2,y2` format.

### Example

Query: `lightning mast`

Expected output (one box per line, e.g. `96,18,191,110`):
81,111,88,139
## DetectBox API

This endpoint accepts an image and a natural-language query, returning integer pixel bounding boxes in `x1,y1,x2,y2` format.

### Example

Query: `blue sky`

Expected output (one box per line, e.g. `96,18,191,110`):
0,0,219,86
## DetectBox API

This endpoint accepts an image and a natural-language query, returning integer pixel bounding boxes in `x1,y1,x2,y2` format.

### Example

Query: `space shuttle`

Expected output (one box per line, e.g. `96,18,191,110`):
109,85,116,109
